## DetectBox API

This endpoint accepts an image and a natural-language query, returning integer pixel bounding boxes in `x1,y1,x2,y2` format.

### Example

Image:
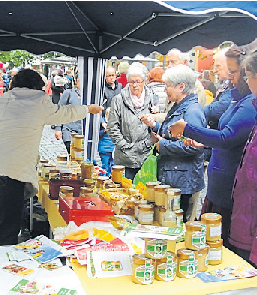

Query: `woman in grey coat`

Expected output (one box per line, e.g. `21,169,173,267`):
107,62,155,180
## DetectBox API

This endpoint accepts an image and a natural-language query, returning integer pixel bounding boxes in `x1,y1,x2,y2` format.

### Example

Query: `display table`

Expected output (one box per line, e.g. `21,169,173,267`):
37,177,257,295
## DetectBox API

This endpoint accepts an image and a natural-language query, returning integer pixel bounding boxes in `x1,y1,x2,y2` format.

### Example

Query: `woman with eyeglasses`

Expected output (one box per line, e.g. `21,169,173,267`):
169,45,257,248
107,62,155,180
229,50,257,267
141,65,206,223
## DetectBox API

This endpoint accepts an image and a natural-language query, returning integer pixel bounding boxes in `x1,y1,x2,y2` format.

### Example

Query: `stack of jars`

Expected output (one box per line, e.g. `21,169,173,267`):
132,238,176,284
70,134,84,163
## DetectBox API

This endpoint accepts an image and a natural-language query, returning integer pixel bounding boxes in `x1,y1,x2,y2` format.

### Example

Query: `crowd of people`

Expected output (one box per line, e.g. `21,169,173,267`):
0,42,257,269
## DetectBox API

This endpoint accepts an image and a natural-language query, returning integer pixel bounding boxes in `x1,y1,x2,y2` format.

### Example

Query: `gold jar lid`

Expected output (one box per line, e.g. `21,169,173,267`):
57,155,68,161
186,221,206,231
146,181,160,188
138,204,154,212
175,209,183,216
133,254,153,265
40,159,48,164
49,169,60,173
206,239,223,248
75,134,84,139
177,248,196,260
60,186,74,193
80,187,93,193
112,165,125,170
167,188,181,196
154,185,170,191
81,161,93,167
201,213,222,224
196,245,210,255
159,207,166,212
83,179,95,185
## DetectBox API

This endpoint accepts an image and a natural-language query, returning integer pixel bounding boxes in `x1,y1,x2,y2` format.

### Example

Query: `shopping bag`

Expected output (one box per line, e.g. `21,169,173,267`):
133,144,160,186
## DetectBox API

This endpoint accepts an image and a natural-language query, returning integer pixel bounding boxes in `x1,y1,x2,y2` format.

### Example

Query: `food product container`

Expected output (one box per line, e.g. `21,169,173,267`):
60,169,72,180
185,221,207,250
146,181,160,202
154,185,170,207
206,239,223,265
155,252,177,281
192,245,210,272
79,187,94,197
201,213,222,242
132,254,155,285
74,147,84,161
81,162,94,179
144,238,168,259
138,204,154,225
49,169,60,180
74,134,84,149
167,188,181,210
177,249,198,278
111,165,125,183
59,185,74,198
48,179,85,200
158,207,166,226
175,209,183,227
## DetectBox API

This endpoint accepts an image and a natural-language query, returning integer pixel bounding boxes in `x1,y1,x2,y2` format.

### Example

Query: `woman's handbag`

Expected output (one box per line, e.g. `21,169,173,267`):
133,144,160,186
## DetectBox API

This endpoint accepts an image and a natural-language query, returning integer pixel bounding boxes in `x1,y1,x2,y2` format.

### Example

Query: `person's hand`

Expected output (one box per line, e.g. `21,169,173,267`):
141,114,156,128
87,104,104,114
150,106,159,114
183,138,204,148
169,119,187,138
55,131,62,140
151,131,161,143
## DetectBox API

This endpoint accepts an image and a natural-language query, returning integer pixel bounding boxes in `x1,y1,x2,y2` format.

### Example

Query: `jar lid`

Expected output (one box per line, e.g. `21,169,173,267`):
197,245,210,254
167,188,181,196
60,169,72,174
97,176,109,182
175,209,183,216
49,169,60,173
74,147,84,151
206,239,223,248
146,181,160,188
112,165,125,170
57,155,68,161
75,135,84,139
201,213,222,224
80,187,93,193
40,159,48,163
83,179,95,184
70,133,78,138
81,161,93,167
133,254,153,265
159,207,166,212
177,248,196,260
60,186,74,192
154,185,170,191
138,204,154,212
186,221,206,231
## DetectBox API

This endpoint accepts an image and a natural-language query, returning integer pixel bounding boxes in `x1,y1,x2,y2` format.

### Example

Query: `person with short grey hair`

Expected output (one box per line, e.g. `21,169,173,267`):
107,62,155,180
141,64,206,223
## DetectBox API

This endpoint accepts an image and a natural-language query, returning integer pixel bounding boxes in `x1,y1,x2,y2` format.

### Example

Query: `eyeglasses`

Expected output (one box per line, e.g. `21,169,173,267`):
228,71,237,77
106,74,116,78
128,80,144,85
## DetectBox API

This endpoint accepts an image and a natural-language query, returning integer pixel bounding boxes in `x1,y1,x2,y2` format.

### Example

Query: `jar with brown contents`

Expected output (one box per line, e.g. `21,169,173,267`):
79,187,94,197
206,239,223,265
81,162,94,179
155,252,177,281
59,186,74,198
154,185,170,207
138,204,154,225
111,165,125,183
83,179,96,189
185,221,207,250
146,181,160,202
132,254,155,285
144,239,168,259
74,134,84,149
177,249,198,278
175,209,183,227
201,213,222,242
192,245,210,272
96,176,109,190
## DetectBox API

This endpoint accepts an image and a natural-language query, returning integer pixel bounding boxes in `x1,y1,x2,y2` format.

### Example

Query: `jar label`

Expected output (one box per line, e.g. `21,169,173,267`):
173,196,180,208
157,262,176,281
192,231,206,249
146,244,167,258
138,213,153,223
179,261,198,278
74,151,84,159
208,249,222,261
210,224,222,237
135,266,154,284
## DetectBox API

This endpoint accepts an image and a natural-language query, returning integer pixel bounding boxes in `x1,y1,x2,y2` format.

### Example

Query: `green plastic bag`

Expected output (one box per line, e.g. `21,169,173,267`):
133,144,160,186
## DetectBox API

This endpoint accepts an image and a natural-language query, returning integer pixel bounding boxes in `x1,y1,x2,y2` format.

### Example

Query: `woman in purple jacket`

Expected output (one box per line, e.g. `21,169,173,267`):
229,50,257,266
169,45,257,248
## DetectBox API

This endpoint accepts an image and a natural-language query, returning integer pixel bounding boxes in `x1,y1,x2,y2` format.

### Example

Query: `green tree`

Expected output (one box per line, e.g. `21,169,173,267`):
0,50,34,69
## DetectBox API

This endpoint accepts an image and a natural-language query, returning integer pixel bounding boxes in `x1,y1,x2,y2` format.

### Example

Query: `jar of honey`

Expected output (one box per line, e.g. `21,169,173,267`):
177,249,198,278
132,254,155,285
168,188,181,210
201,213,222,242
158,207,166,226
185,221,207,250
49,169,60,180
155,252,177,281
74,134,84,149
146,182,160,202
70,133,77,146
79,187,94,197
60,169,72,180
83,179,96,189
96,176,109,190
111,165,125,183
134,200,147,220
206,239,223,265
81,162,94,179
175,209,183,227
193,245,210,272
74,147,84,161
138,204,154,225
144,239,168,259
59,186,74,198
154,185,170,207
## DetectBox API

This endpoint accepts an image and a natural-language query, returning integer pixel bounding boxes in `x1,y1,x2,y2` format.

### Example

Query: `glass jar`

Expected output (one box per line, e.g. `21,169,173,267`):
56,154,69,170
193,245,209,272
74,134,84,149
79,187,94,197
70,133,77,146
81,162,94,179
185,221,207,250
170,188,181,210
144,238,168,259
154,185,170,207
177,249,198,278
132,254,155,285
162,198,177,227
201,213,222,242
74,147,84,161
49,169,60,180
134,200,147,220
138,204,154,225
60,169,72,180
59,186,74,198
96,176,109,190
158,207,166,226
146,182,160,202
206,239,223,265
42,164,56,180
155,252,177,282
175,209,184,227
111,165,125,183
83,179,96,189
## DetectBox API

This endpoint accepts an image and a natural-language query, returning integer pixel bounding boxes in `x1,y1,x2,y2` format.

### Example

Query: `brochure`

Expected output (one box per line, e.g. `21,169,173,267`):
2,264,34,276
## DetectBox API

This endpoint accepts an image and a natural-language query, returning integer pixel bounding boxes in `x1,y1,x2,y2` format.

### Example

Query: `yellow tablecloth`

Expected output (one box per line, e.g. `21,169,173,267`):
37,177,257,295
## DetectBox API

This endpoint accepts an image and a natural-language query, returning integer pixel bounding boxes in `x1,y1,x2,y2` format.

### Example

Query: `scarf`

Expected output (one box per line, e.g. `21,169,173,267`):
129,88,145,109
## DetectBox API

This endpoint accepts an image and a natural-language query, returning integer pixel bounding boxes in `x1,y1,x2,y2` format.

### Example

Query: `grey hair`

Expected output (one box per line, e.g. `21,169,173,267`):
118,62,129,74
162,65,196,95
214,47,230,59
167,48,189,63
126,62,148,81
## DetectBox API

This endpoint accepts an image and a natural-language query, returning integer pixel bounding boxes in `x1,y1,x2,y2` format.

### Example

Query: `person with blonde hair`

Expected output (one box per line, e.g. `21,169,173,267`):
117,61,129,88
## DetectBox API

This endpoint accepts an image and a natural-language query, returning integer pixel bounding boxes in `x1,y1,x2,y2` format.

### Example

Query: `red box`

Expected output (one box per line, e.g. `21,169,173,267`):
59,196,115,226
49,179,85,200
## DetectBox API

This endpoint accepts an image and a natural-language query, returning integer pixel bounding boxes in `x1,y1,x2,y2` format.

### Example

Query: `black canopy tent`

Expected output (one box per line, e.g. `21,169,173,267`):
1,1,256,160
